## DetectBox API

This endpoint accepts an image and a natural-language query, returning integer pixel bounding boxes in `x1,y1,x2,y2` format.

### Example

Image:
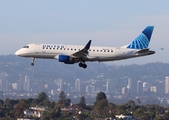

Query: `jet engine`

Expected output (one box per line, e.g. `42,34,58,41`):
54,55,74,64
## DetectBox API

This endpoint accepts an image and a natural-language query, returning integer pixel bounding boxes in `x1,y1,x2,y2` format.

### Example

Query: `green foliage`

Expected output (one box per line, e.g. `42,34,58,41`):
37,92,48,102
42,108,61,119
96,92,107,102
0,99,4,107
94,99,108,117
79,96,86,109
58,91,71,107
0,91,167,119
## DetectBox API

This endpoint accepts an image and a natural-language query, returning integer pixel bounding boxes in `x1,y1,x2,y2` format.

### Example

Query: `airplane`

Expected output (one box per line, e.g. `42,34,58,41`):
15,26,155,68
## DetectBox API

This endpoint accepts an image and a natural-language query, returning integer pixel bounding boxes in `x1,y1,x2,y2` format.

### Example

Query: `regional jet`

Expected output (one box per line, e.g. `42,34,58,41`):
15,26,155,68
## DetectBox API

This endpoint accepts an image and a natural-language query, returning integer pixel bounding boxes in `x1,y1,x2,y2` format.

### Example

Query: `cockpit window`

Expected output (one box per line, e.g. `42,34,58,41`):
23,46,29,48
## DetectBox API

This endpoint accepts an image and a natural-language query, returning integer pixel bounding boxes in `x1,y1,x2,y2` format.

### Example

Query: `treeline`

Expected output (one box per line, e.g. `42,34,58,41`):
0,91,169,120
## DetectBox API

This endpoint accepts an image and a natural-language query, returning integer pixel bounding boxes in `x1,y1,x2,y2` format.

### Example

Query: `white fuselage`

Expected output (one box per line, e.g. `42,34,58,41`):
15,43,155,63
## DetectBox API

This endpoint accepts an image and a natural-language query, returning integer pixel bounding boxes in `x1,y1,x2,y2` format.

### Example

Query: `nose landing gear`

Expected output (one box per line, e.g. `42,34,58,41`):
31,58,35,66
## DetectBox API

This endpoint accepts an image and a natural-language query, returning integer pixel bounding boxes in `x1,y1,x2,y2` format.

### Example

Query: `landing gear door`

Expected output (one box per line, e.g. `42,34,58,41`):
34,44,41,53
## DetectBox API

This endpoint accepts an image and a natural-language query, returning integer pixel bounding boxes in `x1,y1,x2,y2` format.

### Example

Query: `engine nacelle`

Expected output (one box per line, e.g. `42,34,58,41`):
55,55,73,63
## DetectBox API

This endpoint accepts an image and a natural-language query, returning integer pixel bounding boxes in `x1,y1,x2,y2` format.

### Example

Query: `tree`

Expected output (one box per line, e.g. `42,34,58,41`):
0,99,4,107
58,91,71,107
96,92,107,102
64,98,71,107
58,91,66,105
94,99,108,118
37,92,48,102
79,96,86,109
14,99,29,118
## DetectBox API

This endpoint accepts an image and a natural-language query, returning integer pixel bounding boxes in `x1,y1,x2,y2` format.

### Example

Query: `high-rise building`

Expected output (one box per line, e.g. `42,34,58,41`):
127,78,137,95
165,76,169,94
75,79,80,92
2,78,9,91
122,87,128,95
54,79,62,90
24,76,30,92
58,79,62,90
17,79,23,91
143,82,151,92
137,81,143,94
86,85,95,93
127,78,132,94
106,81,109,93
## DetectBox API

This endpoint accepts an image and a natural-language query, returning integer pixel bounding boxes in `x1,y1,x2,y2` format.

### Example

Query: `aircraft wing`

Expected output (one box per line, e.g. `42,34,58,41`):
70,40,91,59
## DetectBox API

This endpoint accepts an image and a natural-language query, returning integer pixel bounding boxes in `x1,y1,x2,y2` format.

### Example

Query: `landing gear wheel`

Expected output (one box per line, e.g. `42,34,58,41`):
78,62,87,68
83,64,87,68
79,62,83,67
30,58,35,66
31,63,34,66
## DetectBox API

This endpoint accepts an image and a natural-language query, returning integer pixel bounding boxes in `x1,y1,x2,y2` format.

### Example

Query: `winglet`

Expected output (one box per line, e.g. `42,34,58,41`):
84,40,92,50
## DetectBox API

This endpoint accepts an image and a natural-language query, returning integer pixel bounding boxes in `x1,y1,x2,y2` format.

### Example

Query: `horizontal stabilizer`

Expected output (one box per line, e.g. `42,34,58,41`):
134,48,149,54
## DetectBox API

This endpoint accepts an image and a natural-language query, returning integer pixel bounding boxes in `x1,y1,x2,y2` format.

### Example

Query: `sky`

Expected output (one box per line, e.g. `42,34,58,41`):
0,1,169,65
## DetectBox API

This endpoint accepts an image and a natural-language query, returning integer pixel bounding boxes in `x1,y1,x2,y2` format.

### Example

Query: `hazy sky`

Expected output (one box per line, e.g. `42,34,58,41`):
0,1,169,65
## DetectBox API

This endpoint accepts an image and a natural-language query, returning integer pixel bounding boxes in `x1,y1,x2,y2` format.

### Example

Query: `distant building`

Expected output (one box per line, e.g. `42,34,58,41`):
115,114,134,120
12,83,17,90
143,82,151,93
151,86,157,93
106,81,109,93
165,76,169,94
108,80,116,93
127,78,135,94
137,81,143,94
54,79,62,90
86,85,95,93
2,77,9,91
75,79,80,92
17,79,23,91
17,118,34,120
61,104,79,113
23,76,30,92
122,87,128,95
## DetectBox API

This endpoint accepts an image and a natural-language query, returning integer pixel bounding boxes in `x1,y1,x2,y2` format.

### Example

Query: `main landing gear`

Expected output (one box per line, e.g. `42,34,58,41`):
79,62,87,68
31,58,35,66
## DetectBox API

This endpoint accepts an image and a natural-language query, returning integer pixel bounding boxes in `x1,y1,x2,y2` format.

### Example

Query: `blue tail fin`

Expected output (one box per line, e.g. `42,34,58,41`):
127,26,154,49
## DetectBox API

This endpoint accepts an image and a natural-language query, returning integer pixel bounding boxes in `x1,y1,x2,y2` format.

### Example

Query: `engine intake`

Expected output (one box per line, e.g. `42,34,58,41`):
55,55,73,63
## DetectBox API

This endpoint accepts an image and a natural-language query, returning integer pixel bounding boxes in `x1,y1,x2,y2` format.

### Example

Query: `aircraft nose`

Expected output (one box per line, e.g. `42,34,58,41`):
15,50,20,56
